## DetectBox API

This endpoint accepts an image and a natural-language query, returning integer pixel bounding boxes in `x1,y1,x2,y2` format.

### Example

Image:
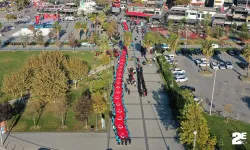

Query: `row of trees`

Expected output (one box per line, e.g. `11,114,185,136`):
74,67,112,129
1,51,90,128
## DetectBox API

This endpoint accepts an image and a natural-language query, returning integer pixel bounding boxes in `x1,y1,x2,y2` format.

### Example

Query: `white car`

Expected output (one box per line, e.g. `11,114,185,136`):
219,62,226,69
175,77,188,82
174,73,185,79
199,62,210,67
210,62,219,70
194,96,203,104
225,61,233,69
212,43,219,48
194,59,202,66
121,5,125,9
171,68,185,74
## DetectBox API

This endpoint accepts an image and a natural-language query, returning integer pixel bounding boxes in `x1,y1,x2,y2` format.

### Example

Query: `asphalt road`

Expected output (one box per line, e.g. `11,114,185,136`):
175,52,250,122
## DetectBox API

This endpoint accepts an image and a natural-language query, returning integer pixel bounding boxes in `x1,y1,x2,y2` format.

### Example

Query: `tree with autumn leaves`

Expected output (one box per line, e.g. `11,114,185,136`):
1,51,90,128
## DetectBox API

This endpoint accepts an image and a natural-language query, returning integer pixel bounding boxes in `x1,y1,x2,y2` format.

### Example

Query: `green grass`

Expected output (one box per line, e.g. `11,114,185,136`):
204,113,250,150
7,67,113,132
0,51,101,88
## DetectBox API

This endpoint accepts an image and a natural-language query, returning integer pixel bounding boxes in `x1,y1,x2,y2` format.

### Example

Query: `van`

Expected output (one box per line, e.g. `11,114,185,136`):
64,16,76,21
81,42,95,47
212,44,219,48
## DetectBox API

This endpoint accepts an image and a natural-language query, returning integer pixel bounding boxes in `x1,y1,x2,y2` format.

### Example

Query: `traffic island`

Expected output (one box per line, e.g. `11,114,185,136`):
198,69,213,76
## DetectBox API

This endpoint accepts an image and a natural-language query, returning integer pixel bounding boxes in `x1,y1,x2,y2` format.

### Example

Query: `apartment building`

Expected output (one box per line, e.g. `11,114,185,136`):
214,0,225,7
166,6,217,23
125,1,166,20
212,6,250,27
190,0,206,6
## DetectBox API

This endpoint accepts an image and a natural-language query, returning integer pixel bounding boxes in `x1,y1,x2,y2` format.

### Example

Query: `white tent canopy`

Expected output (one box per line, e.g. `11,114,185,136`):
12,28,52,37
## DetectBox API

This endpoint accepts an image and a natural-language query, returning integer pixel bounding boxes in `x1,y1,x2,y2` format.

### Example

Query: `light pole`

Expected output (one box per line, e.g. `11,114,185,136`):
193,130,197,150
0,129,3,146
209,70,217,115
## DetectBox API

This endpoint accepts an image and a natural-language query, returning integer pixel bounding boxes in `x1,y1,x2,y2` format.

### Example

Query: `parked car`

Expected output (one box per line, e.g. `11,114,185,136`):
176,50,182,55
165,54,175,59
194,59,202,65
194,48,202,55
81,42,95,47
227,50,235,56
199,62,210,67
174,73,186,79
171,68,185,74
213,50,221,56
225,61,233,69
219,62,226,69
169,60,179,65
210,62,219,70
161,43,170,49
194,96,203,104
175,77,188,82
180,85,195,92
212,43,219,48
233,49,241,56
238,62,249,70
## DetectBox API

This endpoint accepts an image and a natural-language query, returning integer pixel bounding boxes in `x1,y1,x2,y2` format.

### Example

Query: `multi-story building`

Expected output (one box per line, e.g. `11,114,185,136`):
190,0,206,6
125,1,166,21
166,6,217,24
214,0,225,7
212,6,250,27
77,0,96,14
236,0,250,5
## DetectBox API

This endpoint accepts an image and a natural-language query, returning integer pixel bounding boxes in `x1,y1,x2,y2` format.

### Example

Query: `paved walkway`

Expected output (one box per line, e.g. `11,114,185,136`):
0,132,107,150
106,47,184,150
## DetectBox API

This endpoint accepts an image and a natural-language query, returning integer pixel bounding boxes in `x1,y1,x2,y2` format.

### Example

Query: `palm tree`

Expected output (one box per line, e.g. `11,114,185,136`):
89,14,98,30
82,22,88,39
74,22,83,39
143,32,155,50
201,40,213,71
97,12,107,25
242,45,250,78
97,34,110,53
53,23,62,40
168,33,180,53
123,31,132,47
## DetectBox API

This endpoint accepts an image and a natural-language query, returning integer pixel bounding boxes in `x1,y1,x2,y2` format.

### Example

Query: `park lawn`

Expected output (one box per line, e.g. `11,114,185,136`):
0,51,101,88
7,67,113,132
204,113,250,150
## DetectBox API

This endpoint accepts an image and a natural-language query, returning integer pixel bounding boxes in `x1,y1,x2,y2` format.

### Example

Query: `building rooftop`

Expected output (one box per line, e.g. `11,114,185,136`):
127,3,144,7
214,13,227,18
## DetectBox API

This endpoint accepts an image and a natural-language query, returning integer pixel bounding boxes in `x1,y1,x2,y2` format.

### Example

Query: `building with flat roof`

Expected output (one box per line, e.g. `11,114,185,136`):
166,5,217,24
125,2,166,20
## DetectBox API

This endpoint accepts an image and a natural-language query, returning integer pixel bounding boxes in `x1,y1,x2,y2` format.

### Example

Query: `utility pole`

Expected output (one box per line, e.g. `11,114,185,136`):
209,70,217,115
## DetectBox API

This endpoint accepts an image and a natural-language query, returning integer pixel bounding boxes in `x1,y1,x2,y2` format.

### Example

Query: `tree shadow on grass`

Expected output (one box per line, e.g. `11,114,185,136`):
4,95,29,144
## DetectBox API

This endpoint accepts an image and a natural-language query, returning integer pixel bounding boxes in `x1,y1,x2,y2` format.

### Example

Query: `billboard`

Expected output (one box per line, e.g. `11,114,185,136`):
112,7,120,13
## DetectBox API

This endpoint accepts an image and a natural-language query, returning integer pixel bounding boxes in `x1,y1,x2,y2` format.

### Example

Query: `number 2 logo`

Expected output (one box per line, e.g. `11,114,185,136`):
232,132,242,145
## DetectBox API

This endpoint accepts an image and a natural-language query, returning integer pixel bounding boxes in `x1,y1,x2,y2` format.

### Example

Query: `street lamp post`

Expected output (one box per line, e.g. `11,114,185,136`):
193,130,197,150
209,70,217,115
0,129,3,146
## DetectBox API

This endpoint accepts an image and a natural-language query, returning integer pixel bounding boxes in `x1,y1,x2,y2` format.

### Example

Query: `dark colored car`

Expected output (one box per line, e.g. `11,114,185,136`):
238,62,249,70
180,85,196,92
233,49,241,56
214,50,221,56
227,50,235,56
181,48,188,55
187,50,193,56
194,48,202,55
176,50,182,55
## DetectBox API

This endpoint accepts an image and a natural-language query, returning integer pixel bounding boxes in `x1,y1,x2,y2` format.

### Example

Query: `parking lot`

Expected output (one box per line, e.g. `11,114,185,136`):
175,52,250,122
